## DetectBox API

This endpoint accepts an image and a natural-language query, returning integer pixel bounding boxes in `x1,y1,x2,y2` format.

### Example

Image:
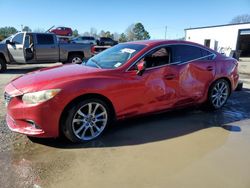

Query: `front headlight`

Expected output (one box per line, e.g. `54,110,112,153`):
22,89,61,104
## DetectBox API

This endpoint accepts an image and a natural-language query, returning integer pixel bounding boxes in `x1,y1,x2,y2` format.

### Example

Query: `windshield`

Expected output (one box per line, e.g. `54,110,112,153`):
85,43,146,69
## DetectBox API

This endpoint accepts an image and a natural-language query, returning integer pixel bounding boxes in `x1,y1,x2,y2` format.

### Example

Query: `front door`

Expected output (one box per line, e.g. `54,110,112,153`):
7,32,26,63
121,47,178,116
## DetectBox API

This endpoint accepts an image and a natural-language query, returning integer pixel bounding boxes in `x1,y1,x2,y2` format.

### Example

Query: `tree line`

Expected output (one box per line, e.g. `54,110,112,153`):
0,22,150,42
0,14,249,42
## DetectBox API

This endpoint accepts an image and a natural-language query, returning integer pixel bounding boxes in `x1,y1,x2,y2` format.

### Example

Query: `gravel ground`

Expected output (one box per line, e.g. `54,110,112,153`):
0,63,61,152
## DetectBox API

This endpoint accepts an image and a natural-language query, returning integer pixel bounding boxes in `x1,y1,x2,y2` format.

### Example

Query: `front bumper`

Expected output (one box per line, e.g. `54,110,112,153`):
4,84,62,138
6,114,45,136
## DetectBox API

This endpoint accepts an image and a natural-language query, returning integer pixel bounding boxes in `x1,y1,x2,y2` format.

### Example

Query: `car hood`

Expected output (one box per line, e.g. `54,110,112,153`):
11,64,103,93
0,43,7,50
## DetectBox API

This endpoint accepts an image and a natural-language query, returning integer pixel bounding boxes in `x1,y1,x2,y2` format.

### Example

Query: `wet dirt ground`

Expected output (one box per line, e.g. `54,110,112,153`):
1,64,250,188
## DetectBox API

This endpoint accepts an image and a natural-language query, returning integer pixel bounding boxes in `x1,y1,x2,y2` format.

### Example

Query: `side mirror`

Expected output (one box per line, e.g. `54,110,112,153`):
6,40,14,45
136,61,146,76
6,40,11,44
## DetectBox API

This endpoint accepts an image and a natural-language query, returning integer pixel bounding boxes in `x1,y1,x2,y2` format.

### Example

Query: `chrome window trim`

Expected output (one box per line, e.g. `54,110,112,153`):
125,43,217,72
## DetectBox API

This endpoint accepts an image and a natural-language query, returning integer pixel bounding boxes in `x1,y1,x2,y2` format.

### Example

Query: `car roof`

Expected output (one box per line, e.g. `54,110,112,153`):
81,36,95,38
126,40,211,48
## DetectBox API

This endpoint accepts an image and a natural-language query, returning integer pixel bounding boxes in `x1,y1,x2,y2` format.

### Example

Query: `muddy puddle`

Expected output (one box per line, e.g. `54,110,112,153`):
0,89,250,188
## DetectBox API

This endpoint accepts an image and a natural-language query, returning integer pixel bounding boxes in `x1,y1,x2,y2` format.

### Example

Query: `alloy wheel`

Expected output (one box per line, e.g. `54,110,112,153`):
72,102,108,141
211,80,229,109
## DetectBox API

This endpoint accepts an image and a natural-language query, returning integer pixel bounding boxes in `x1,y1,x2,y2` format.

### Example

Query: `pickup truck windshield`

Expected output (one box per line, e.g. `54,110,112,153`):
85,44,146,69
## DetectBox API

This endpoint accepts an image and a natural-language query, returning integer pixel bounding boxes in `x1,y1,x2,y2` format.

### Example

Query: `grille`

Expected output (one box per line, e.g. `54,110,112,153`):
4,92,12,106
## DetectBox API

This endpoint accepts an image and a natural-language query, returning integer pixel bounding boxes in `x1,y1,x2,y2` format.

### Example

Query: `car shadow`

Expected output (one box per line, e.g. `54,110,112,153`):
29,88,250,149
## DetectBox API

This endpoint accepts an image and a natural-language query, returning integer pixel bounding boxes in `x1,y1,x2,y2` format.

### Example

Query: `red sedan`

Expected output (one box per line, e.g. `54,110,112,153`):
4,40,239,142
50,27,73,36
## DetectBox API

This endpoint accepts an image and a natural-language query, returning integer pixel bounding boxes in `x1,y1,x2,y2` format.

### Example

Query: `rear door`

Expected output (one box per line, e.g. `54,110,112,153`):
34,34,59,62
168,44,216,103
7,32,26,63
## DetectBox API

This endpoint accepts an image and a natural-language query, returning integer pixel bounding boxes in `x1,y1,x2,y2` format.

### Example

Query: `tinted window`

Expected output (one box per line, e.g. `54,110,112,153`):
200,48,213,60
143,48,170,68
37,34,54,45
12,33,24,44
170,45,213,63
101,37,111,41
82,37,95,40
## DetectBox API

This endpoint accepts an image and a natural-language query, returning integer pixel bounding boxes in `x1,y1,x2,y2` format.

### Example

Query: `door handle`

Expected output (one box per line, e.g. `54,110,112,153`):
206,66,214,71
164,74,175,80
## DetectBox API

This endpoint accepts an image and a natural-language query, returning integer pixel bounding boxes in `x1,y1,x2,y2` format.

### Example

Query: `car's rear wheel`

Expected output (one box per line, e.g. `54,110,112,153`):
207,79,230,110
0,58,7,73
67,54,84,64
62,99,111,143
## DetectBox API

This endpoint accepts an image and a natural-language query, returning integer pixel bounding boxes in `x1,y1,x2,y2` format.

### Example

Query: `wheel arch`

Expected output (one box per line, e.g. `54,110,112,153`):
0,53,7,62
68,51,85,59
207,77,232,101
211,77,232,92
59,93,116,136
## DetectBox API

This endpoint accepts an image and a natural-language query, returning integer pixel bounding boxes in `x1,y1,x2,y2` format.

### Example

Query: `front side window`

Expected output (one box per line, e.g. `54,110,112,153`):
143,47,170,68
37,34,54,45
85,44,146,69
12,33,24,44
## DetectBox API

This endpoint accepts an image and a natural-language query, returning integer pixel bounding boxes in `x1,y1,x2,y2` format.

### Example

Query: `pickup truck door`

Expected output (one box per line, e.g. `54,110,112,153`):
7,32,26,63
34,34,59,62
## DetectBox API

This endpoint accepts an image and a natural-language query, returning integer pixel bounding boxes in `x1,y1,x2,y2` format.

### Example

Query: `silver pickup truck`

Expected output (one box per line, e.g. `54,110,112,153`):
0,32,92,72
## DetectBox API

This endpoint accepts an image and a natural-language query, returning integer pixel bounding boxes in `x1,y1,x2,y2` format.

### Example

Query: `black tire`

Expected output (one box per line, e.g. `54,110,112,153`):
207,79,230,110
62,98,112,143
66,53,84,64
235,81,243,91
0,58,7,73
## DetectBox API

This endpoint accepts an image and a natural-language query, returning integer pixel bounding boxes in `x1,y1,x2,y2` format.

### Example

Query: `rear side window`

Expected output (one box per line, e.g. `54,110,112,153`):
82,37,95,40
200,48,214,60
170,45,213,63
37,34,54,45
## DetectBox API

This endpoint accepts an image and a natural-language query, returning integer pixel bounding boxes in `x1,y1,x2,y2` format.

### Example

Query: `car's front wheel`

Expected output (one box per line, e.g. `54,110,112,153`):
62,99,111,143
0,58,7,73
207,79,230,109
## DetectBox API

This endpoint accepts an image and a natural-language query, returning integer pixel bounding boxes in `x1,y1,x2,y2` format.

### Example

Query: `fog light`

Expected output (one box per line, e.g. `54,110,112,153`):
26,120,42,130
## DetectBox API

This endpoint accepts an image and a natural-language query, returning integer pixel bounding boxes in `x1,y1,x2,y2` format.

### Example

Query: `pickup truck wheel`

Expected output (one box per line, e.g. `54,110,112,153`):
0,58,7,73
68,54,84,64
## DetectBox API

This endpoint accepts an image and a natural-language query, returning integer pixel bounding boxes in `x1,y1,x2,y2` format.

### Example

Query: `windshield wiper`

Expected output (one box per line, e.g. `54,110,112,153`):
91,59,102,69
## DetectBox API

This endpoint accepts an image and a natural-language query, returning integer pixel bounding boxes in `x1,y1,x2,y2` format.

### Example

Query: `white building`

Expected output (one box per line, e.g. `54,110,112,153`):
185,22,250,57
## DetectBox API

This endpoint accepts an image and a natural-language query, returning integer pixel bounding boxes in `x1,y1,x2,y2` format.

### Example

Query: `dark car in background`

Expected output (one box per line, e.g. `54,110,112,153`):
50,27,73,36
97,37,118,46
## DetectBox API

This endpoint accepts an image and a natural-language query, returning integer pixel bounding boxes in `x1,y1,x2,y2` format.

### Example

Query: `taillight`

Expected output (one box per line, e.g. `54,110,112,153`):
91,45,96,55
